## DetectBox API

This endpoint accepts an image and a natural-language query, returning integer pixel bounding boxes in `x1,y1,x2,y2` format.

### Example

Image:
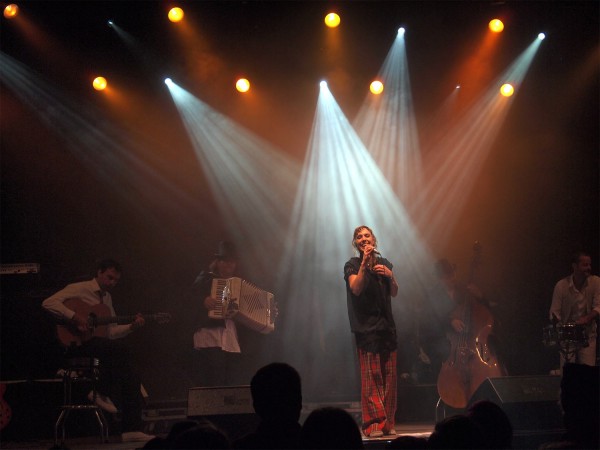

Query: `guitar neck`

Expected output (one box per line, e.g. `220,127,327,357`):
93,315,138,326
92,313,168,326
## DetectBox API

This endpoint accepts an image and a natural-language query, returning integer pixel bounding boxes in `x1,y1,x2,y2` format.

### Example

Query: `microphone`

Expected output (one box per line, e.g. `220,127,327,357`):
371,249,382,268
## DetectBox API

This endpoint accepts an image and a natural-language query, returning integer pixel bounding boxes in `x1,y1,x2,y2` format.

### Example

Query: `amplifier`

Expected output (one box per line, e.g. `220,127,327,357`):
0,263,40,275
187,385,254,416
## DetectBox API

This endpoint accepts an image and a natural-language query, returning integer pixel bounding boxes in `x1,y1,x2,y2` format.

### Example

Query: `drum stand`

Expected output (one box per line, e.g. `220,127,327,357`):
543,323,588,364
560,341,582,363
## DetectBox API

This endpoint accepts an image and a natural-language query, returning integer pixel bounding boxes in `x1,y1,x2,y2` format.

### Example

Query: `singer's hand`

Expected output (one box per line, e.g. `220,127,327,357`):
363,245,376,256
360,245,376,268
374,264,389,278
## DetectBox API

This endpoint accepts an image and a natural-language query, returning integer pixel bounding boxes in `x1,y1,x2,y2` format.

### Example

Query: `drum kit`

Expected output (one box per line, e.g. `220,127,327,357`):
543,322,589,362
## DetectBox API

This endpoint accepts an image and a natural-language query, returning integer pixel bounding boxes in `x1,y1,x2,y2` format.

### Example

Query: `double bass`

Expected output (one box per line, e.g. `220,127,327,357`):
436,242,506,409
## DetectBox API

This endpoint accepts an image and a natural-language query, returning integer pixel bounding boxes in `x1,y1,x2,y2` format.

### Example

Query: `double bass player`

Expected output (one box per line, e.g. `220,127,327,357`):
434,256,506,409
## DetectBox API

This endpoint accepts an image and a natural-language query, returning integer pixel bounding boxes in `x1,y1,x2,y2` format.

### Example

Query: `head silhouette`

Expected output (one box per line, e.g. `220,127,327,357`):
467,400,513,449
250,362,302,422
300,407,363,449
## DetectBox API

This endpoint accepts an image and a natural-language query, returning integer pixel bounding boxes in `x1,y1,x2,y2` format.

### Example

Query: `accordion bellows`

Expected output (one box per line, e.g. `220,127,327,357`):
209,277,275,334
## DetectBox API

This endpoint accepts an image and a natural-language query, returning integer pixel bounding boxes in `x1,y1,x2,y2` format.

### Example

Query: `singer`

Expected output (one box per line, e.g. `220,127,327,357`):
343,225,399,438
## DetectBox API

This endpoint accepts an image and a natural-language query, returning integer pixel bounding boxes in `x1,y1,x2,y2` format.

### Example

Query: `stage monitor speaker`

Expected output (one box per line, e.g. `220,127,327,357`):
467,376,563,431
187,385,259,441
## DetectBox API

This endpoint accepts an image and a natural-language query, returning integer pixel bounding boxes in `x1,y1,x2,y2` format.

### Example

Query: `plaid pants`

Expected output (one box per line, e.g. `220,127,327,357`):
358,348,397,434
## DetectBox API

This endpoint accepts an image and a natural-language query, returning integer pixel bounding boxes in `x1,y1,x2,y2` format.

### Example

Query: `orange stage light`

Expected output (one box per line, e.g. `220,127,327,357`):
93,77,108,91
370,80,384,95
236,78,250,93
324,13,340,28
489,19,504,33
3,4,19,19
168,7,184,23
500,83,514,97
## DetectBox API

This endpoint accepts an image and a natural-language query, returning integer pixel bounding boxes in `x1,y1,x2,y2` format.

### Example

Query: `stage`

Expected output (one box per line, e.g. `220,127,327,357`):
0,419,565,450
0,423,434,450
0,381,566,450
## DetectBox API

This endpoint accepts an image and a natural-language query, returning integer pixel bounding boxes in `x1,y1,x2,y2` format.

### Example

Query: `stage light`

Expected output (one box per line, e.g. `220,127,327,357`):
538,33,546,40
235,78,250,93
370,80,384,95
92,76,107,91
500,83,514,97
398,27,405,35
489,19,504,33
3,4,19,19
320,81,327,89
164,78,172,85
324,13,340,28
107,20,114,27
456,84,461,89
168,7,184,23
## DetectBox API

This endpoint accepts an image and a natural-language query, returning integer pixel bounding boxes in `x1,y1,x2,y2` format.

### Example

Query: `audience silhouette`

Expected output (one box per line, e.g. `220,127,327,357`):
142,418,230,449
300,406,364,449
233,362,303,449
170,419,231,449
141,360,596,450
467,400,513,449
539,363,599,450
387,435,429,449
427,414,486,449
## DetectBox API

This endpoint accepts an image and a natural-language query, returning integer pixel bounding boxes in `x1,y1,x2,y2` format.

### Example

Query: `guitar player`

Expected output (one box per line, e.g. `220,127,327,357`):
42,258,154,443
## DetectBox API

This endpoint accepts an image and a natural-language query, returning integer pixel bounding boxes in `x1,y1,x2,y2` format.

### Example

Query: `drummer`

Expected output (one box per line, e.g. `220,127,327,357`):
549,251,600,368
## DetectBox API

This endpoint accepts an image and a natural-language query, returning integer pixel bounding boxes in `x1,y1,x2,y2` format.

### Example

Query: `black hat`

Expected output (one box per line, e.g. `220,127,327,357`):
215,241,237,259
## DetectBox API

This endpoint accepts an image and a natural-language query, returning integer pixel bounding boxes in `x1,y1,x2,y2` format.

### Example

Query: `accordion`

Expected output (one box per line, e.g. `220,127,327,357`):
208,277,275,334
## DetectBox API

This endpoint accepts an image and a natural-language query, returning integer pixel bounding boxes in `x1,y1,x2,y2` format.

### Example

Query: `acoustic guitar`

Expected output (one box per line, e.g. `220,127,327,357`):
56,297,171,347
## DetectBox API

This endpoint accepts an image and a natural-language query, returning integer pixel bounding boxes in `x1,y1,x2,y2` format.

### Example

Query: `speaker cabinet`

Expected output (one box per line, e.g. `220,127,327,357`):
467,376,563,431
187,386,259,440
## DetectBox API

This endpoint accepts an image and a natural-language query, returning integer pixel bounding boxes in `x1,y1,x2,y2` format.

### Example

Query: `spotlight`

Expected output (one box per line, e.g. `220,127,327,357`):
320,80,328,89
456,84,461,89
324,13,340,28
3,4,19,19
398,27,405,35
93,76,108,91
370,80,384,95
168,7,184,23
500,83,514,97
165,78,172,85
107,20,113,27
538,33,546,40
236,78,250,93
489,19,504,33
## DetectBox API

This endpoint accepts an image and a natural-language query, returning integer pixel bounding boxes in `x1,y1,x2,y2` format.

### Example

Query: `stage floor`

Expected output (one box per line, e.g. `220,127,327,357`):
0,422,566,450
0,379,567,450
0,422,435,450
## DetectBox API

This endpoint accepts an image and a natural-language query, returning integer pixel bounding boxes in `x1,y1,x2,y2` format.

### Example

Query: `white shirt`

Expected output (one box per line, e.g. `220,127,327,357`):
193,320,241,353
42,278,133,339
550,274,600,337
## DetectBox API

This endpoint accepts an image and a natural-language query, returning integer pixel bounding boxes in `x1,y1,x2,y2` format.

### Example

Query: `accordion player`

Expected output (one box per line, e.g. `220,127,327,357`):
209,277,275,334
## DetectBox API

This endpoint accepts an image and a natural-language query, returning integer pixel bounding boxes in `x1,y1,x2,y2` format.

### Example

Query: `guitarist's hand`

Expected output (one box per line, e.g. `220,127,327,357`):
72,312,90,333
130,313,146,331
